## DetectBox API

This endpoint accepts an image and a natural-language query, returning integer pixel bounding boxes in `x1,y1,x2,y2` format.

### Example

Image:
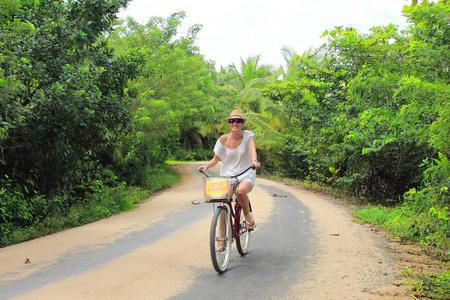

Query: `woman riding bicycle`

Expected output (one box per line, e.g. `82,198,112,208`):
198,110,261,230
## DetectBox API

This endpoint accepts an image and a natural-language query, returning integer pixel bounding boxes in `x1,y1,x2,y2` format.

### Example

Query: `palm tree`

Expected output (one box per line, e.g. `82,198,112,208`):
221,55,286,168
226,55,279,112
281,46,326,82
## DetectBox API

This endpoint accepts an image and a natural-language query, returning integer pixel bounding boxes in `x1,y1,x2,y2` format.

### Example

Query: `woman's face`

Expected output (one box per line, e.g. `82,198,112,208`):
228,119,244,132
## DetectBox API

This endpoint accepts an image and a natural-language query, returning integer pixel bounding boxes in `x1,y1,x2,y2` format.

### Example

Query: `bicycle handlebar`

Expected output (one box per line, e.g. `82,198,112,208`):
199,165,255,178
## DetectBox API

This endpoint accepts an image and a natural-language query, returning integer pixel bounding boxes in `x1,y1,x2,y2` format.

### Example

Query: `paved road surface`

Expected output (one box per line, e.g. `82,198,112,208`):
0,163,404,299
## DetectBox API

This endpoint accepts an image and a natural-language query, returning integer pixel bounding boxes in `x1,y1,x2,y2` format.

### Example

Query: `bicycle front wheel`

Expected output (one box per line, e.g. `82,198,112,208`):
236,206,250,256
210,206,231,274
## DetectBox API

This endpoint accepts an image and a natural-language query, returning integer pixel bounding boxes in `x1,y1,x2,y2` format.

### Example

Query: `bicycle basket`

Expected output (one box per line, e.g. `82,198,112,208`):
203,177,235,202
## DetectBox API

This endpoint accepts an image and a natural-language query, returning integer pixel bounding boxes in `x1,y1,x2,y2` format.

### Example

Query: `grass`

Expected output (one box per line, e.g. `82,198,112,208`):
165,160,193,164
142,164,181,192
353,204,450,299
419,269,450,299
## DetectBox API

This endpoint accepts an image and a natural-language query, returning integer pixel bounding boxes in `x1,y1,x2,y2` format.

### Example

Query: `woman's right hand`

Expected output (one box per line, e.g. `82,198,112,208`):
198,155,219,173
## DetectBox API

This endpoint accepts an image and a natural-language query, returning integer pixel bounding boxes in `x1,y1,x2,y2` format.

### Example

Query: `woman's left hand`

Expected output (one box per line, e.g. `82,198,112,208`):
253,161,261,170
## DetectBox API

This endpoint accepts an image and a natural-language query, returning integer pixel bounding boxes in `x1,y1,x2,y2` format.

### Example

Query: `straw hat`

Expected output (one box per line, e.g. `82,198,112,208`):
226,110,247,122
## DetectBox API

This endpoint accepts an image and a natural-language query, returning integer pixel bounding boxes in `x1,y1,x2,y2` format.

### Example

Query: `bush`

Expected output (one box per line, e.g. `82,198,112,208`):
140,164,180,192
354,198,450,258
0,163,182,247
0,183,151,247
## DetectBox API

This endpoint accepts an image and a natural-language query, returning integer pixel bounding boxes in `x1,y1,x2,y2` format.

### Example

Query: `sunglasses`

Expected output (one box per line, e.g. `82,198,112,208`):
228,119,244,124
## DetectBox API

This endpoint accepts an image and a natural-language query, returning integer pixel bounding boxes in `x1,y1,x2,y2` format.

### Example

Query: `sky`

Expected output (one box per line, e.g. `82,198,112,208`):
117,0,411,69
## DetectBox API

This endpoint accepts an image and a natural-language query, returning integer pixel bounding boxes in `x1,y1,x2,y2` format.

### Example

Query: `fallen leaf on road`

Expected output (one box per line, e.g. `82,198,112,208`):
24,258,31,264
191,201,201,205
330,233,339,236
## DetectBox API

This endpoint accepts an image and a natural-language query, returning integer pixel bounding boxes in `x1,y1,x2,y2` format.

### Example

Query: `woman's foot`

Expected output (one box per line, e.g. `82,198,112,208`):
215,239,225,253
245,212,256,231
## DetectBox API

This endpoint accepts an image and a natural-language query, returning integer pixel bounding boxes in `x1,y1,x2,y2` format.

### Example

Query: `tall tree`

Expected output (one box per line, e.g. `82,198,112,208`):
0,0,140,194
266,1,449,204
217,55,285,167
109,13,236,167
281,46,325,82
225,55,275,112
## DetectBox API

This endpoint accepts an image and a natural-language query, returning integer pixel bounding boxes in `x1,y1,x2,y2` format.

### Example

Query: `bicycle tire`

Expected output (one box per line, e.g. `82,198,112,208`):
236,206,250,256
210,206,231,274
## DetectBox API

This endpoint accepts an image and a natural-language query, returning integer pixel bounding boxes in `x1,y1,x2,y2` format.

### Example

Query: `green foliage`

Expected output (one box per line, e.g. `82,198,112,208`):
217,55,285,170
138,164,180,192
109,14,234,163
417,269,450,299
354,201,450,297
0,180,65,237
403,0,450,84
0,182,152,247
0,4,230,245
0,0,448,264
264,1,450,267
0,0,140,196
0,163,182,247
266,0,449,203
0,0,159,245
354,202,450,257
354,205,403,227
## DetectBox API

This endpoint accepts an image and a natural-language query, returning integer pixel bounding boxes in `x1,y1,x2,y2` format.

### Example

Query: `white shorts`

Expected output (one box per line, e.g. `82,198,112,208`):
236,169,256,190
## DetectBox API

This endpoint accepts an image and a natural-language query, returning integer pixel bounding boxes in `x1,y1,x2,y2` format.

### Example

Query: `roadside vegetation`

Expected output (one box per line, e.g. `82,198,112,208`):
1,0,448,297
1,164,179,246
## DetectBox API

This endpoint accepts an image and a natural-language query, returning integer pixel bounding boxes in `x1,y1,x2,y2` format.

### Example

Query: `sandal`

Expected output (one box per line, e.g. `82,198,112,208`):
215,244,225,253
215,239,225,253
245,213,256,231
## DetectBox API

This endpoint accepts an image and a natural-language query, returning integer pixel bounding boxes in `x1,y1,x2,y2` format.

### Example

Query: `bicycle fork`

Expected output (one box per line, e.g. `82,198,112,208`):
223,203,232,243
215,202,243,242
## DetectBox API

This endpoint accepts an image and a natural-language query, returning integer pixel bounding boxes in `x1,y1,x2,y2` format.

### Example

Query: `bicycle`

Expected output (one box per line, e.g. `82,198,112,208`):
199,165,255,274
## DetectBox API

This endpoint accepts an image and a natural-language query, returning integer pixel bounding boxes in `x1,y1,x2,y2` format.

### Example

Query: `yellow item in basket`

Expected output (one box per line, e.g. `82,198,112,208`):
204,178,231,199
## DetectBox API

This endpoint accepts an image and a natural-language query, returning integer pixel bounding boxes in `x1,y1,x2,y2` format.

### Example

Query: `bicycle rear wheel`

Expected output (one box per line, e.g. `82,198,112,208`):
210,206,231,274
236,206,250,256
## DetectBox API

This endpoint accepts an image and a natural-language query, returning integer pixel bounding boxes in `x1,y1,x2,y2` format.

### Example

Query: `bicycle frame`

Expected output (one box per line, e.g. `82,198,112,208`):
201,165,254,241
213,198,245,242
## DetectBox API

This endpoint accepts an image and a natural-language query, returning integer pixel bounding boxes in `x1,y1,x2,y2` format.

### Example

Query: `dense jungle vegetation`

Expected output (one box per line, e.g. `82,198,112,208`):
0,1,449,291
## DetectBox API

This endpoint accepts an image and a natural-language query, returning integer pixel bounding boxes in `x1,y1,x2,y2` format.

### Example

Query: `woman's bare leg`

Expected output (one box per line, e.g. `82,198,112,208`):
236,180,255,227
216,212,226,252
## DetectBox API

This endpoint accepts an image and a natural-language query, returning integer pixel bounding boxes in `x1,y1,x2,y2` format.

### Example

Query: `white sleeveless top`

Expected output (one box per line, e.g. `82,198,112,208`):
214,130,255,178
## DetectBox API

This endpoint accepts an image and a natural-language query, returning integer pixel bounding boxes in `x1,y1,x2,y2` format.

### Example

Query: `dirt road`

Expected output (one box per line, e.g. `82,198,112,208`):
0,163,410,299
